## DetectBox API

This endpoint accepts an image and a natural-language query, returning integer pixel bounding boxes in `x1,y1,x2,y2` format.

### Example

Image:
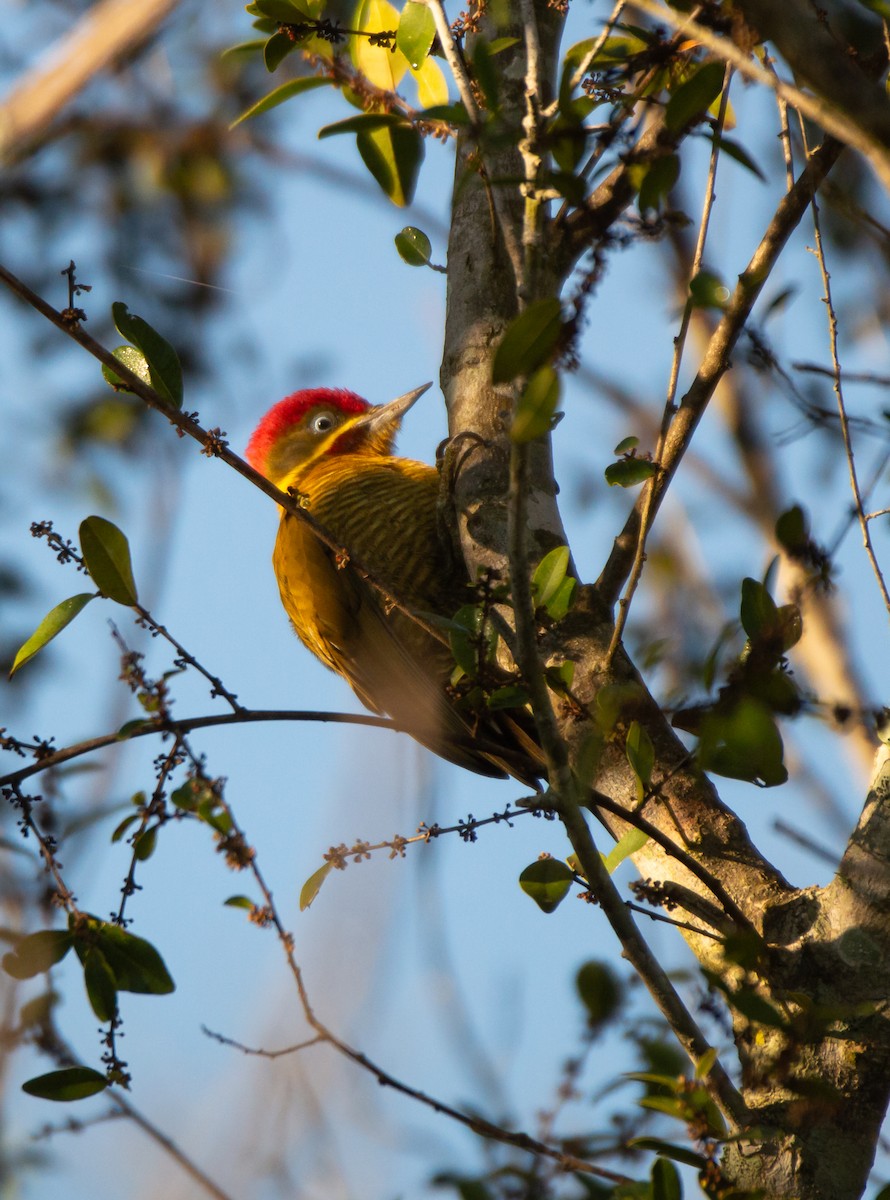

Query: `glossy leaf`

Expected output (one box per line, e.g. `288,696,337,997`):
544,577,575,621
511,365,561,442
602,826,648,874
395,225,432,266
411,56,448,107
614,435,639,454
111,302,183,408
519,858,574,913
604,458,658,487
492,299,564,384
22,1067,108,1103
356,123,423,207
2,930,74,979
83,948,118,1022
224,895,255,909
230,75,330,127
531,545,570,611
397,1,435,67
10,592,96,676
352,0,407,90
101,345,152,392
665,60,725,131
79,516,139,606
300,861,333,910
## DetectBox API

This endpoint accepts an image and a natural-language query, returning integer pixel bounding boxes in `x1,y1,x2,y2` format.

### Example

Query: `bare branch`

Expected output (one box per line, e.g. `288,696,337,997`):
0,0,180,163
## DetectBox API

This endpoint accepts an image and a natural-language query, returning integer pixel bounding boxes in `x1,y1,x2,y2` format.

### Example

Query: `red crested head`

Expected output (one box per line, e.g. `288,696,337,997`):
245,388,370,479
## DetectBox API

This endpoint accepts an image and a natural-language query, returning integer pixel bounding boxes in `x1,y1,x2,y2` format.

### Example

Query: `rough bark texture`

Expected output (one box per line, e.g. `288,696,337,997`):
440,6,890,1198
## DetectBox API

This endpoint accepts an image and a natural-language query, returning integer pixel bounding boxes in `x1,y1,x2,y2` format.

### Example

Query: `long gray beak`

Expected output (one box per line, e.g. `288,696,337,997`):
362,382,432,431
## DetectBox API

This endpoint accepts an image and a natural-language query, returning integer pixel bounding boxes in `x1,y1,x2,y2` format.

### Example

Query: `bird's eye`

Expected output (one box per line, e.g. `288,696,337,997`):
312,412,335,434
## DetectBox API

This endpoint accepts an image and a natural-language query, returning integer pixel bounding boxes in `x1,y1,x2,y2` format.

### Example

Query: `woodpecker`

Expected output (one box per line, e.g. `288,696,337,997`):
246,384,545,785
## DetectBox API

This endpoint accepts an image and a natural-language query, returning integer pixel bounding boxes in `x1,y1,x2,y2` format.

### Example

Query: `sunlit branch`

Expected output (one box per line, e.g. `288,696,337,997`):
597,135,845,606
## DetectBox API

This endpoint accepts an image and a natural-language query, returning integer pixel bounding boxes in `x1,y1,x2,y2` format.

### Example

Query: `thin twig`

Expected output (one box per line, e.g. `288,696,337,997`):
0,709,397,790
607,65,731,657
108,1089,236,1200
800,120,890,617
597,135,845,605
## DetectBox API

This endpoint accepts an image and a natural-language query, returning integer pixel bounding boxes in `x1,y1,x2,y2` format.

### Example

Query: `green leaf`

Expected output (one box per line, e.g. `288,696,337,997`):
544,577,575,621
396,1,435,68
132,826,158,862
626,720,654,800
2,930,74,979
224,895,255,910
101,345,153,393
637,154,680,213
739,577,779,640
775,504,808,555
230,75,330,128
699,698,787,787
416,102,469,124
356,123,423,207
689,270,730,310
487,685,530,710
518,858,574,913
83,948,118,1022
22,1067,109,1103
492,299,564,384
665,59,725,131
300,861,333,910
110,303,183,408
705,131,766,181
576,960,622,1025
695,1046,718,1079
627,1139,708,1169
511,366,561,442
532,545,570,611
74,919,174,996
651,1156,683,1200
264,29,299,71
614,435,639,454
394,225,432,266
604,458,658,487
79,516,139,606
318,112,404,138
602,826,648,874
10,593,96,676
111,813,140,844
472,38,499,110
250,0,313,19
